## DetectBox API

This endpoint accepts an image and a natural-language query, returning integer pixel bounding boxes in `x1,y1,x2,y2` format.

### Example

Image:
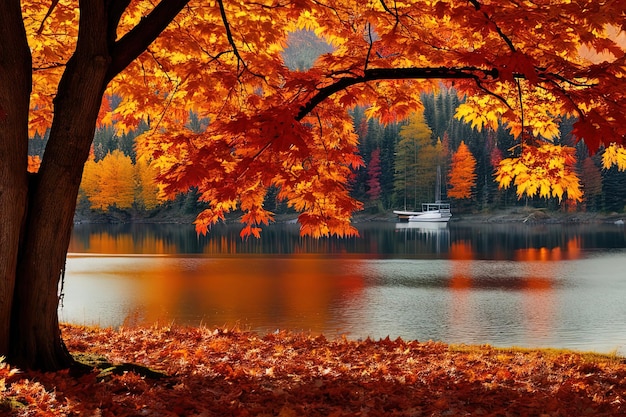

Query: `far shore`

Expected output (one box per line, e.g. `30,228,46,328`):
75,206,626,227
349,206,626,226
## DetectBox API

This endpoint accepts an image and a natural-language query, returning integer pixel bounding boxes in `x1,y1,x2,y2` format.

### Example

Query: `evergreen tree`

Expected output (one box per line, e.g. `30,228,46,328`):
28,130,49,159
379,121,399,209
282,29,333,71
93,125,117,161
579,157,603,211
602,165,626,212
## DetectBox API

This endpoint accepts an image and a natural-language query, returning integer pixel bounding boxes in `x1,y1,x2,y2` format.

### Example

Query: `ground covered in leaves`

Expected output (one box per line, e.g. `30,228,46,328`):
2,324,626,416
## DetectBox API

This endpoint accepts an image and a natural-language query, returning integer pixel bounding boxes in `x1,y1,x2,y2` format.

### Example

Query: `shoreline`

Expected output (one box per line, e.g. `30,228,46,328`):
74,207,626,227
351,207,626,225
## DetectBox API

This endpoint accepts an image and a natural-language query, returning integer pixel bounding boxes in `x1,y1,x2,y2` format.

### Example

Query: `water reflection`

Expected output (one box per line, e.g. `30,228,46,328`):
70,221,626,258
64,221,626,354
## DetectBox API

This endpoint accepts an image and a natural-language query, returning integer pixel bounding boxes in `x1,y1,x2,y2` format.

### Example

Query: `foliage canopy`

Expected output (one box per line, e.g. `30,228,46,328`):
26,0,626,236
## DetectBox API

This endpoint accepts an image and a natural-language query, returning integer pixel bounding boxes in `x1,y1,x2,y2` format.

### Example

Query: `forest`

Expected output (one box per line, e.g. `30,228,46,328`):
36,84,625,223
26,29,621,224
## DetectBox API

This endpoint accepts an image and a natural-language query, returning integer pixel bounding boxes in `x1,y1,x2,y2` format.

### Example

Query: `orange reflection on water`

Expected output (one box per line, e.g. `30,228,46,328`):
512,238,585,341
445,239,574,345
450,240,474,261
448,241,478,337
125,256,365,333
69,231,179,254
514,237,582,261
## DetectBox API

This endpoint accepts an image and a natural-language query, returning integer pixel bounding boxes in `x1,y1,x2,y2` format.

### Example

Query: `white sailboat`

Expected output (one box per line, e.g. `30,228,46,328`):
393,166,452,222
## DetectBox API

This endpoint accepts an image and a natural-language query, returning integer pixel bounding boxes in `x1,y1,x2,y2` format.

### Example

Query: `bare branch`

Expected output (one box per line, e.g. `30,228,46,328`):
217,0,246,74
36,0,60,35
216,0,265,78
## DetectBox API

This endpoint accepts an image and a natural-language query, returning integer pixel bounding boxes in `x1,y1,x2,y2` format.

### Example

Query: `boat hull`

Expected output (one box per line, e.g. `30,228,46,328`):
408,213,451,222
395,202,452,222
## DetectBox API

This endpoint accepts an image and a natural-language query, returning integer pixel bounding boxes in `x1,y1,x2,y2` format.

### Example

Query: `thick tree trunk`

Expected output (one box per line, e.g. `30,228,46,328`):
9,3,112,371
2,0,189,370
0,1,32,357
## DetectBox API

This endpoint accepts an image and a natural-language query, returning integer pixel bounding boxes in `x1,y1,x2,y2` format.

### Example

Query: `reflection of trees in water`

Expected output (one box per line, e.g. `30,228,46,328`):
69,222,625,259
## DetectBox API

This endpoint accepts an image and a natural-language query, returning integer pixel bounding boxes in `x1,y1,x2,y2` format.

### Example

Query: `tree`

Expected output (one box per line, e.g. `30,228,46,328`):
2,1,626,371
366,148,382,203
135,155,162,210
2,0,192,371
448,141,477,200
579,157,603,211
394,112,441,208
81,150,136,210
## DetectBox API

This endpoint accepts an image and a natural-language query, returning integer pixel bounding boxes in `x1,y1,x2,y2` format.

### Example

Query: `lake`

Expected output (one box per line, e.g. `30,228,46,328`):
64,220,626,355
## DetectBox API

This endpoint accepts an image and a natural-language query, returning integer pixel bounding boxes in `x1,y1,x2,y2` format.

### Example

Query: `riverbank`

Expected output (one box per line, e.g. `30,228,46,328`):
75,205,626,227
2,324,625,416
350,206,626,225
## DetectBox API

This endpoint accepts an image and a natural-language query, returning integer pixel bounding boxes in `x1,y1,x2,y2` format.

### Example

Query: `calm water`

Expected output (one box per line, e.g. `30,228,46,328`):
64,221,626,354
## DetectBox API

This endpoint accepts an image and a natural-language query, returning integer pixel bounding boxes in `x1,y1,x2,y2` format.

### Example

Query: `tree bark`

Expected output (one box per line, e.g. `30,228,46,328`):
10,1,113,370
3,0,190,371
0,0,32,357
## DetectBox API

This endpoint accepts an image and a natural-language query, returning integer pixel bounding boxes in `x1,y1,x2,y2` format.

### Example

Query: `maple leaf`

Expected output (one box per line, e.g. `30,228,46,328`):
495,145,582,202
21,0,626,243
601,143,626,171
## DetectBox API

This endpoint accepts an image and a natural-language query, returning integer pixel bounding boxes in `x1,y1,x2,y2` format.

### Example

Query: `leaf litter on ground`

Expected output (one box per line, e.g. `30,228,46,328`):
1,323,625,416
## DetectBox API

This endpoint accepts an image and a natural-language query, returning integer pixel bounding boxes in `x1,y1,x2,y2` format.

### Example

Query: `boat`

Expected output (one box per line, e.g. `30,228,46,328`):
407,202,451,222
393,166,452,222
392,202,452,222
393,209,422,221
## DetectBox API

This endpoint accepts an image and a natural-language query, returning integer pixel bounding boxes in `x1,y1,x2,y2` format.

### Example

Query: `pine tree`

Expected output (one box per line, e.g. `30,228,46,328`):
580,157,603,211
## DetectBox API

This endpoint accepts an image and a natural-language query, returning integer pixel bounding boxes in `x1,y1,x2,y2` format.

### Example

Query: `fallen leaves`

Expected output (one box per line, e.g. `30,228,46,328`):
2,324,625,416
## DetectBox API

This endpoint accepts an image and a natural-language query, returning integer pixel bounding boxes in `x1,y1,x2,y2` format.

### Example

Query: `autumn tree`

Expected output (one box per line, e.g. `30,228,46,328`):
2,0,626,371
448,141,477,200
366,148,382,204
82,150,135,209
135,155,162,210
395,111,442,208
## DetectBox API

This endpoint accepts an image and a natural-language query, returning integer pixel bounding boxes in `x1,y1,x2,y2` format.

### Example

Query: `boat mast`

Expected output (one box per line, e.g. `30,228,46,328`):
435,165,442,203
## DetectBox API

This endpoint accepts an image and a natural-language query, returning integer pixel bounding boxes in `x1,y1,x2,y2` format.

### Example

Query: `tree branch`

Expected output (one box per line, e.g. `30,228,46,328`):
217,0,246,74
296,66,499,120
107,0,190,82
467,0,516,53
216,0,265,79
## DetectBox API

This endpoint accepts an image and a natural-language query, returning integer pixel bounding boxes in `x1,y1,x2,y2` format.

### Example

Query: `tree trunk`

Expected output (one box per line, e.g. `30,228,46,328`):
9,3,112,371
0,0,32,358
3,0,189,371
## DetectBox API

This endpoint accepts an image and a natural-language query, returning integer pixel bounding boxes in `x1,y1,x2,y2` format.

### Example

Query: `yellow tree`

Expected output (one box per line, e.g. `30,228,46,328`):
395,111,441,208
2,0,626,370
448,141,477,200
134,154,161,210
80,156,101,207
82,150,135,209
